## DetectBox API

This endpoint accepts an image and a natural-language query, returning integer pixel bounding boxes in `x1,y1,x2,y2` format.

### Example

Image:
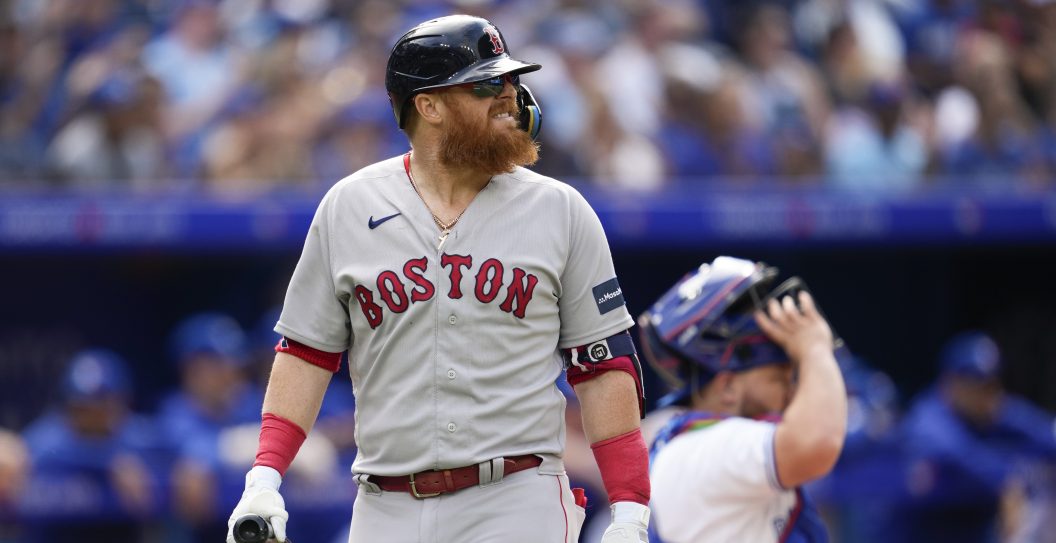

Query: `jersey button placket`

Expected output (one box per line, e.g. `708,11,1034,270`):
447,422,457,432
448,315,457,325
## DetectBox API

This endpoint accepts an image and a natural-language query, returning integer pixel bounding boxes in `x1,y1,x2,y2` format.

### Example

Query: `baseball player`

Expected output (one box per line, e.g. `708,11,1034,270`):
642,256,847,542
888,331,1056,543
226,15,651,543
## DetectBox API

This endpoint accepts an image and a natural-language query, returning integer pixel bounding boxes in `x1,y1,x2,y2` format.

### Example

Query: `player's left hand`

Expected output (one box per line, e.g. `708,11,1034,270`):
600,501,650,543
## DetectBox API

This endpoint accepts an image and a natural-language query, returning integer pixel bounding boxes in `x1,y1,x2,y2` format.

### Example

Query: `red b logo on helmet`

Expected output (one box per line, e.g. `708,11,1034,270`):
484,25,505,55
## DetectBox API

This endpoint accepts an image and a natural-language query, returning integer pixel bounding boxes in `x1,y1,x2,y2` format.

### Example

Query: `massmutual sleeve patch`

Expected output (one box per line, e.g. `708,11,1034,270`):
592,277,626,315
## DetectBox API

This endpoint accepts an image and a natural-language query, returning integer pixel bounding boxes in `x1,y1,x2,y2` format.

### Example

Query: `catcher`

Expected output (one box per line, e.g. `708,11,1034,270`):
643,256,847,542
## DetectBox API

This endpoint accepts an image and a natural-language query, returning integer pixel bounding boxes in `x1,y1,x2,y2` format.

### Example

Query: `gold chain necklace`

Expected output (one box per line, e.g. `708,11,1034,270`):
404,154,467,251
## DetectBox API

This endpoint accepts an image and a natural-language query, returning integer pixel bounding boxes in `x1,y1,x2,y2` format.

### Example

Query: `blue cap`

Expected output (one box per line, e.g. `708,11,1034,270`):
61,349,132,402
940,331,1001,380
169,312,248,366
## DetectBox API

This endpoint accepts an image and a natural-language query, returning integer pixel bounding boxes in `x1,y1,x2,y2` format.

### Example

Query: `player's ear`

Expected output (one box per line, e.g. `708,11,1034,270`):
413,93,444,126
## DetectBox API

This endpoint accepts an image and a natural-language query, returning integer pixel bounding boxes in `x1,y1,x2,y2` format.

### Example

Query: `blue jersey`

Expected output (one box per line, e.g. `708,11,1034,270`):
889,388,1056,543
20,410,168,532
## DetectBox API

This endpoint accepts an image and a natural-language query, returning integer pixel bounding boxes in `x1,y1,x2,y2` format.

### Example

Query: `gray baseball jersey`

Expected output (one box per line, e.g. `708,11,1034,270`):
275,154,633,477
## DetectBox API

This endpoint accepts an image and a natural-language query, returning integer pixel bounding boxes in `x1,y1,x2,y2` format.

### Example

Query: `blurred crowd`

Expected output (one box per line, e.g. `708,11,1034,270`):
3,0,1056,191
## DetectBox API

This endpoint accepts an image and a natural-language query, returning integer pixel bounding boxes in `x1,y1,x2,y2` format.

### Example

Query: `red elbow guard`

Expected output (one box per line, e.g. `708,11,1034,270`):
253,413,307,477
591,428,651,505
275,337,343,373
566,355,645,417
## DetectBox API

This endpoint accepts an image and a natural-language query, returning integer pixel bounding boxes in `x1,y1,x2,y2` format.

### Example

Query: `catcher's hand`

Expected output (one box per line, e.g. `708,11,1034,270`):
600,501,650,543
227,466,288,543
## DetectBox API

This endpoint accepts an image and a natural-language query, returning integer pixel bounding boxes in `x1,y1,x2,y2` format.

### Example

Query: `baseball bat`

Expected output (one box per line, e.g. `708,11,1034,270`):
232,514,293,543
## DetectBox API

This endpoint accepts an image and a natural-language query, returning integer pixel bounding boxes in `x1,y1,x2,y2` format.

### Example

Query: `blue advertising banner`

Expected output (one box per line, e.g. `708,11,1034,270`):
2,184,1055,250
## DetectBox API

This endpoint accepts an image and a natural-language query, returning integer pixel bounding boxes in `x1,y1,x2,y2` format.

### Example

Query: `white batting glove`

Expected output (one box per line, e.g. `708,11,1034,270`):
600,501,650,543
226,466,288,543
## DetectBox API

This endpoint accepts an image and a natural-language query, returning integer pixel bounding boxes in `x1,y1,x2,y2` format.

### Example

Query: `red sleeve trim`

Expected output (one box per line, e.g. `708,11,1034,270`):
253,413,308,477
567,355,644,416
591,428,651,505
275,337,342,373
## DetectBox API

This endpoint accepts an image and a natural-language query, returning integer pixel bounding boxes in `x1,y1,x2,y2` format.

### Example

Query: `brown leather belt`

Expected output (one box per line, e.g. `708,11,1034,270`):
371,455,542,498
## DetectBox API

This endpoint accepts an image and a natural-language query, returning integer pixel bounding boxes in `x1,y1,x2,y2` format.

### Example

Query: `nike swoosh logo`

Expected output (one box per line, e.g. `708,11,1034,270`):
368,212,401,229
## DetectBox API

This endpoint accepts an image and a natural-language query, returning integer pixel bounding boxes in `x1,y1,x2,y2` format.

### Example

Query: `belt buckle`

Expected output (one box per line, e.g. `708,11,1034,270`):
409,472,442,499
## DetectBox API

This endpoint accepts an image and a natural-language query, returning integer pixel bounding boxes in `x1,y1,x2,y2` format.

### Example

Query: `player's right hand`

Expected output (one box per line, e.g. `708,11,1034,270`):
227,466,288,543
754,291,834,364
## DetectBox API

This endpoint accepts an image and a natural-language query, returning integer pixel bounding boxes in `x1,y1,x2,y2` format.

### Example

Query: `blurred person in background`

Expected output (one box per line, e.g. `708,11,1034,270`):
889,331,1056,543
142,0,245,178
199,24,330,189
518,10,613,179
20,349,162,543
0,427,28,541
891,0,977,97
0,11,68,181
1014,0,1056,118
656,43,779,180
158,312,263,540
824,79,929,191
311,90,408,186
939,31,1050,184
645,257,846,542
589,0,706,189
47,70,168,187
732,1,831,179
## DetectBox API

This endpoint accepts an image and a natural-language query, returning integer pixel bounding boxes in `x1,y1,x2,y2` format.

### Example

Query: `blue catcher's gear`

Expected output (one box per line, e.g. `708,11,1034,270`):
639,256,811,407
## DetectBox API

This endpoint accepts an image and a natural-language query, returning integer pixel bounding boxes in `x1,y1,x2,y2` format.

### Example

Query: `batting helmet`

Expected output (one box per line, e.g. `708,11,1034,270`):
385,15,543,138
639,256,811,407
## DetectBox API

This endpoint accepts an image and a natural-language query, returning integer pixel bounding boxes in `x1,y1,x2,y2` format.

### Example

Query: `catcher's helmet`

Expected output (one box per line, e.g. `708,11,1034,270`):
639,256,811,407
385,15,543,138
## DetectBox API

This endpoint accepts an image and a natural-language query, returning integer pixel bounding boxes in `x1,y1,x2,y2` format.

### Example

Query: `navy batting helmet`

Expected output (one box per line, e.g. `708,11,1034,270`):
639,256,814,407
385,15,543,138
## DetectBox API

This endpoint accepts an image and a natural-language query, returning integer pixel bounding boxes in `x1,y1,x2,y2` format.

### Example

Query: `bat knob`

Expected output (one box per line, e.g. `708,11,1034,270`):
232,514,271,543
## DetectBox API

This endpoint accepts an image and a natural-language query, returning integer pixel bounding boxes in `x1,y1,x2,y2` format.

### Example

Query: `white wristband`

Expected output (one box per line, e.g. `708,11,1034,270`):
611,501,650,527
246,465,282,491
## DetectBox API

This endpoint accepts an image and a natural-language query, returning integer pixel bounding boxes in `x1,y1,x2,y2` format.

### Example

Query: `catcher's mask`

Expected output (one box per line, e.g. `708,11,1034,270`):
639,256,833,407
385,15,543,140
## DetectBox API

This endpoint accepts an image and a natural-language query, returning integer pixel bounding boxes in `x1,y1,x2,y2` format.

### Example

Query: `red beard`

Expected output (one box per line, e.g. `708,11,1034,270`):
438,98,539,176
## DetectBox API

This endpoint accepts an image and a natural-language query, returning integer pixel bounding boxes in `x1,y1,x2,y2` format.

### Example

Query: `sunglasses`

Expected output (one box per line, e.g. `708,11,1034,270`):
456,73,520,98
